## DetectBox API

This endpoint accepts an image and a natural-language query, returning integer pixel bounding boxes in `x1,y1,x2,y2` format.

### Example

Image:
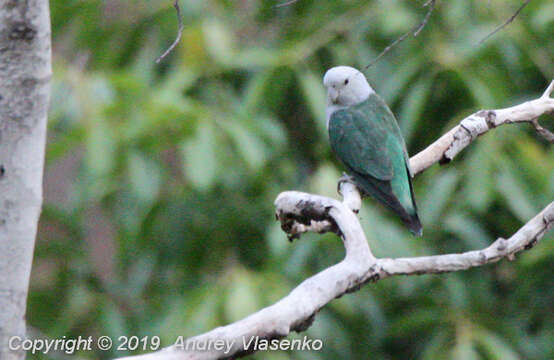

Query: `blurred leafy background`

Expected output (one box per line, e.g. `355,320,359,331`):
29,0,553,359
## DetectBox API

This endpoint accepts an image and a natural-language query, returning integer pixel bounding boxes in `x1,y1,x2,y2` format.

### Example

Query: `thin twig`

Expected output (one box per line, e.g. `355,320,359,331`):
478,0,531,45
413,0,435,36
275,0,299,8
365,0,436,70
531,118,554,143
156,0,185,64
542,79,554,98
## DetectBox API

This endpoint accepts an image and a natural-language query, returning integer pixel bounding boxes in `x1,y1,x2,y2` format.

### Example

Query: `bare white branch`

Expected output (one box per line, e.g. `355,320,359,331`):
378,202,552,276
115,82,554,360
410,80,554,175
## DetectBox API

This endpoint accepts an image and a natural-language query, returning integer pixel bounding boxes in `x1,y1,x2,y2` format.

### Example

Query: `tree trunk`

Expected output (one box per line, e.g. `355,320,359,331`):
0,1,51,359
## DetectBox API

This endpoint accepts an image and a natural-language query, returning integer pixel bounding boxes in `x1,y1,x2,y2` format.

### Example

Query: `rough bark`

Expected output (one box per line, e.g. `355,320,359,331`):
0,1,52,359
410,81,554,174
115,82,554,360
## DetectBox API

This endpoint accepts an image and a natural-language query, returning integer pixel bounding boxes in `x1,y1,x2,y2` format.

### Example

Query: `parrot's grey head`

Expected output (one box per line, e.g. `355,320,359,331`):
323,66,373,107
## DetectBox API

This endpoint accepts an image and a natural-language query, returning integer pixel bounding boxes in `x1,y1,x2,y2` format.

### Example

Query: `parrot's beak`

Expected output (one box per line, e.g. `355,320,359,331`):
328,88,339,104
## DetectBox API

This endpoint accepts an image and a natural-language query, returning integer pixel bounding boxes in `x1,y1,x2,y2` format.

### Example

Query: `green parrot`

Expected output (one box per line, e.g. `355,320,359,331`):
323,66,422,236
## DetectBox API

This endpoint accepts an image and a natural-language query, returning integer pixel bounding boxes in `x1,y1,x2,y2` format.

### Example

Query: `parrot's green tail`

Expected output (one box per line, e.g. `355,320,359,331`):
404,213,423,237
349,169,423,237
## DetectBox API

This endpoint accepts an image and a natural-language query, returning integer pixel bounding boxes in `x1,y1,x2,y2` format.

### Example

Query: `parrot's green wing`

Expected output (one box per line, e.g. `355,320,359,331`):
329,93,422,235
328,94,403,181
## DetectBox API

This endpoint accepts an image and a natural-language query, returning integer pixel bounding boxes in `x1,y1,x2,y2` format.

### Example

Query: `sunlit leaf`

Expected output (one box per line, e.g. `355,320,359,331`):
181,122,218,190
128,151,162,204
309,163,342,198
267,221,291,259
224,268,261,322
297,69,327,136
530,2,554,30
421,330,452,360
462,138,495,212
220,120,267,171
154,287,221,340
420,169,459,224
100,300,128,342
474,328,521,360
379,60,424,105
398,77,432,143
497,166,538,222
444,212,491,249
85,118,116,178
451,338,479,360
361,206,419,258
243,70,274,114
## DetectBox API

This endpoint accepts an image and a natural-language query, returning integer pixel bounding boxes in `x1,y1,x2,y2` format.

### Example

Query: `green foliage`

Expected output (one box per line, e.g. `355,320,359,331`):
31,0,552,359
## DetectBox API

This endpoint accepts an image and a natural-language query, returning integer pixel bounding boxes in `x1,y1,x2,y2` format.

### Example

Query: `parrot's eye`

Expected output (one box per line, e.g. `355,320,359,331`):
344,79,349,85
